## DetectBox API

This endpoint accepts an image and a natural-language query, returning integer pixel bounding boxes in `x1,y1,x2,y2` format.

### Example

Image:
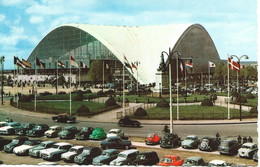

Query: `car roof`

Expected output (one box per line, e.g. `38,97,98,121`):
6,122,20,125
109,129,121,132
120,149,139,154
54,142,72,146
243,143,256,147
209,160,226,164
64,126,76,129
107,136,120,139
50,126,61,128
186,135,197,138
84,146,98,150
41,141,56,144
164,155,179,159
71,145,84,149
186,156,203,161
104,149,118,153
0,126,13,130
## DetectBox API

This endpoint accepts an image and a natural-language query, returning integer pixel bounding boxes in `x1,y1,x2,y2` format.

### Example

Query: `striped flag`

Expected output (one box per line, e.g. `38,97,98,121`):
80,61,87,69
36,57,45,69
131,62,137,70
22,59,31,68
185,62,193,68
14,56,26,69
70,56,78,68
124,56,133,73
209,61,216,68
228,57,239,72
58,60,65,68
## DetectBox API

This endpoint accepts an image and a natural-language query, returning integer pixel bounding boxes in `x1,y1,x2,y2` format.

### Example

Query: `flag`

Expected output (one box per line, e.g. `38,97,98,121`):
80,61,87,69
70,55,78,68
228,57,239,72
209,61,216,68
180,62,184,75
22,59,31,68
185,62,193,68
123,56,133,73
14,56,26,68
131,62,137,70
36,57,45,69
58,60,65,68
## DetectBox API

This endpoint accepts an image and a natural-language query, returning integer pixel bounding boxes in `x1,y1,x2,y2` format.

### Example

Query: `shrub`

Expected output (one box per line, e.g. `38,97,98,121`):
97,90,105,96
134,107,147,116
250,107,258,114
211,94,217,101
127,90,136,95
58,91,66,95
236,96,247,103
18,95,32,102
76,105,90,116
200,88,208,95
105,89,114,96
201,98,213,106
73,91,84,101
231,91,239,98
105,97,117,107
246,93,255,99
85,89,92,94
156,98,169,108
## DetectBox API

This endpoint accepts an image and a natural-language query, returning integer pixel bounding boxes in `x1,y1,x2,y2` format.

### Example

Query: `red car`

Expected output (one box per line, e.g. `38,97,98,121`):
145,133,161,145
157,155,184,166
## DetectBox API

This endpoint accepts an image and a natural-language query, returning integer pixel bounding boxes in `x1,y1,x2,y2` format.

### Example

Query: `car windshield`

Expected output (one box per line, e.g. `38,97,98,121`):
24,141,33,145
102,152,110,156
39,143,46,147
241,145,251,149
83,150,91,154
50,127,58,130
118,154,127,158
186,137,195,140
22,124,28,128
184,159,197,165
137,155,146,160
81,128,88,132
69,148,78,153
34,126,41,130
220,142,229,147
160,158,173,163
52,145,60,149
12,139,19,144
109,131,117,134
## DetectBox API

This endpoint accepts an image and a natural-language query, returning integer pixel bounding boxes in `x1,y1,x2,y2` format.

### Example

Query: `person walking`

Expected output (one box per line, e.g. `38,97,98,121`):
248,136,253,143
242,136,247,144
237,135,242,144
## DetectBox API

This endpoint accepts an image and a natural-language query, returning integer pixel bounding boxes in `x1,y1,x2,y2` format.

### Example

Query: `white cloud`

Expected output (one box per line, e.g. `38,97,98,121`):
0,0,32,6
30,16,44,24
0,14,6,22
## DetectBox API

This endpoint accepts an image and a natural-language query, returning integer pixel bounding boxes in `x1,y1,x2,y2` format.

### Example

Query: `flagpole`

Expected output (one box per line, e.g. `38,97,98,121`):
227,56,230,120
176,55,179,120
34,55,37,111
56,60,58,95
123,65,125,117
103,60,104,91
70,55,72,116
185,60,187,91
16,61,18,107
79,63,80,90
208,61,210,90
236,71,239,93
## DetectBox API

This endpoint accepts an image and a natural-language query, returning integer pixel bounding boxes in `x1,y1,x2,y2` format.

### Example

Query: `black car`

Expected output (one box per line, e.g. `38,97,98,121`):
75,127,94,140
160,133,181,148
118,116,141,127
58,126,78,139
199,136,220,151
27,124,49,137
100,136,132,149
0,137,12,150
4,136,29,153
52,113,76,123
92,149,119,165
130,151,159,165
15,123,36,136
218,139,242,155
74,146,102,165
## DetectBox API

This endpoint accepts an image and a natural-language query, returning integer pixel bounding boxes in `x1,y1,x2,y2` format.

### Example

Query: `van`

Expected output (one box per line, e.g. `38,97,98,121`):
110,149,139,165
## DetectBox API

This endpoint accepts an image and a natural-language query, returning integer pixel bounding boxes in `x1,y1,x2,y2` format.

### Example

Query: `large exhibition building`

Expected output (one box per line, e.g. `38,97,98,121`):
27,23,221,87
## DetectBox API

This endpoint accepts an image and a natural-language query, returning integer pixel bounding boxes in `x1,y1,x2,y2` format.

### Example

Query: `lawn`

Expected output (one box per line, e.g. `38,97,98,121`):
131,105,257,120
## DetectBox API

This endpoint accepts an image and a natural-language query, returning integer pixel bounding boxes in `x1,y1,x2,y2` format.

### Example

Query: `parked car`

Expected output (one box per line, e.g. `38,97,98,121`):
0,137,11,150
44,126,62,138
198,136,220,151
15,123,36,136
28,124,49,137
253,150,258,162
145,133,161,145
52,113,76,123
40,142,72,161
58,126,78,139
107,129,124,138
157,155,183,166
218,139,241,155
61,145,84,162
74,146,102,165
29,141,57,158
110,149,139,166
89,128,106,140
238,143,258,159
0,122,22,135
75,127,94,140
130,151,159,165
181,135,200,149
0,121,7,127
100,136,131,149
92,149,119,165
160,133,181,148
4,137,29,153
182,156,207,166
13,139,41,156
208,160,233,167
118,117,141,127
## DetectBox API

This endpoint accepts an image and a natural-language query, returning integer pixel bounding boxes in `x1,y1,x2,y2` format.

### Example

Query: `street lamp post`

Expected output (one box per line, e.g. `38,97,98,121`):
0,56,4,105
231,55,249,121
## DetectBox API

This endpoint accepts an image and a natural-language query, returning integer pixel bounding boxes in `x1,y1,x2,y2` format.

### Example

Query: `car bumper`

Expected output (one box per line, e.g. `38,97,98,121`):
29,150,41,157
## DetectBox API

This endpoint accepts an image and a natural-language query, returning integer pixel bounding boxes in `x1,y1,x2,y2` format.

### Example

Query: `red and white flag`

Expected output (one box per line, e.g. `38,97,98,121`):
209,61,216,68
185,62,193,68
58,60,65,68
80,61,87,69
70,56,78,68
228,57,239,72
131,62,137,70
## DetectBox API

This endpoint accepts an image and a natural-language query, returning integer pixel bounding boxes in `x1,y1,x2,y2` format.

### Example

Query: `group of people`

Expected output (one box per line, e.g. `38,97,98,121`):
237,135,253,144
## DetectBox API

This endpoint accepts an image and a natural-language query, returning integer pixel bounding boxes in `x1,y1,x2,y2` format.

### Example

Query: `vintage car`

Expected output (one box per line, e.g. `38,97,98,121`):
182,156,207,166
160,133,181,148
107,129,124,138
0,121,7,127
100,136,132,149
238,143,258,158
110,149,139,166
52,113,76,123
145,133,161,145
157,155,183,166
44,126,62,138
75,127,94,140
92,149,119,165
13,139,41,156
40,142,72,161
61,145,84,162
74,146,102,165
253,150,258,162
15,123,36,136
0,137,11,150
89,128,106,140
29,141,57,158
218,139,241,155
208,160,232,167
58,126,78,139
118,117,141,127
28,124,49,137
130,151,159,165
198,136,220,151
4,137,29,153
0,122,22,135
181,135,200,149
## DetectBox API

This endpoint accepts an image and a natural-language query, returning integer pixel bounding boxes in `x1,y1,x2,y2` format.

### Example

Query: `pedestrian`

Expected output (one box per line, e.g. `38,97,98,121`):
243,136,247,144
5,118,9,122
237,135,242,144
163,125,169,133
248,136,253,143
216,132,220,139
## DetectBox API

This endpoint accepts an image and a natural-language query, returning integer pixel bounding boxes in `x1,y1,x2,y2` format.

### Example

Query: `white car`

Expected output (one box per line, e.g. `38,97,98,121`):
0,126,14,135
13,140,41,156
40,142,72,161
208,160,229,167
44,126,62,138
61,145,84,162
238,143,258,158
0,121,7,127
107,129,124,138
110,149,139,166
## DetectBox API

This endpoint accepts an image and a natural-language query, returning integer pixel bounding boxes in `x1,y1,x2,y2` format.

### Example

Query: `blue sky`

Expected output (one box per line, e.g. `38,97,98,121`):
0,0,258,69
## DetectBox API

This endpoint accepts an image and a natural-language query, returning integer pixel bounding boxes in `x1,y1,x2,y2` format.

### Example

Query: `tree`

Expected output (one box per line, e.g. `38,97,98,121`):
214,63,226,85
87,60,108,85
245,66,258,81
